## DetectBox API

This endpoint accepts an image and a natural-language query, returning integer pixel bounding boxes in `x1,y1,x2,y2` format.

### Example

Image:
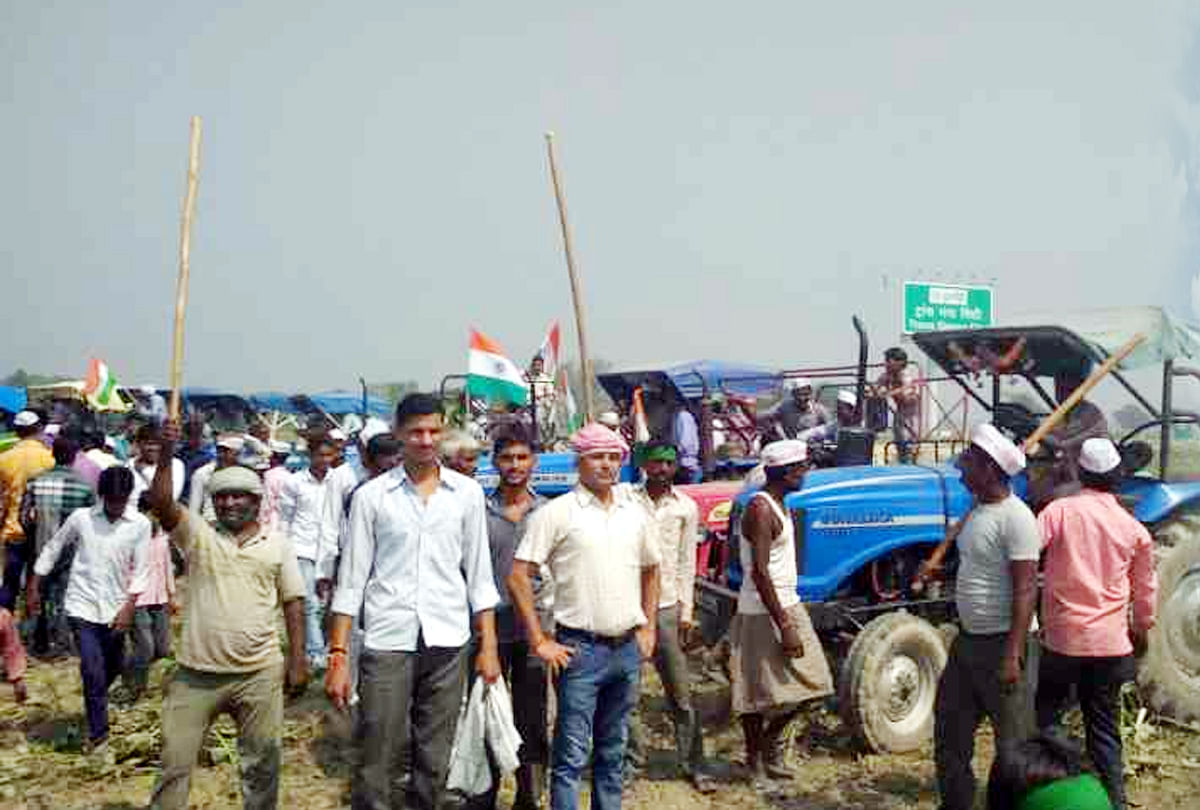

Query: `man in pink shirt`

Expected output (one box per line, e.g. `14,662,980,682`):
259,441,293,530
1035,437,1157,810
127,492,177,700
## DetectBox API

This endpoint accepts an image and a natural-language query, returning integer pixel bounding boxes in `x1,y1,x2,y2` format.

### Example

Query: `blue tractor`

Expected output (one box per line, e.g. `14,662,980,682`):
696,307,1200,754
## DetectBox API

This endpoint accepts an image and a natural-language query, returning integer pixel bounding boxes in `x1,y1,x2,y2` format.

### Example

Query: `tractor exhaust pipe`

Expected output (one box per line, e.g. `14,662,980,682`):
853,315,868,426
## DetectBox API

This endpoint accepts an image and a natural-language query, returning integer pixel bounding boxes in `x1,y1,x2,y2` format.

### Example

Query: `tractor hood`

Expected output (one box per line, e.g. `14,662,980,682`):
734,464,975,601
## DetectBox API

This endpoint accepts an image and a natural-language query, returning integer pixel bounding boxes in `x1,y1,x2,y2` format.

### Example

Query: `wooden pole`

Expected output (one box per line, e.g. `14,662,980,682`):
1023,333,1145,453
169,116,202,422
545,132,596,422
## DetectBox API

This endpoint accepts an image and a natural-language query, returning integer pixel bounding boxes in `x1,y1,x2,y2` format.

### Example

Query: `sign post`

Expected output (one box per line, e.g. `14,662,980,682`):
902,281,993,334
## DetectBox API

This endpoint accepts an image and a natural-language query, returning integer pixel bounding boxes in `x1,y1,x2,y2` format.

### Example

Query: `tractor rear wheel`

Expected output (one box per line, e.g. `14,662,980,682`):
1140,520,1200,722
839,610,947,753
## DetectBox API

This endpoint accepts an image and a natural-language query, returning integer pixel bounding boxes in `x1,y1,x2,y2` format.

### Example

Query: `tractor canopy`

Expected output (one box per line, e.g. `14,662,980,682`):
597,360,780,405
914,306,1200,385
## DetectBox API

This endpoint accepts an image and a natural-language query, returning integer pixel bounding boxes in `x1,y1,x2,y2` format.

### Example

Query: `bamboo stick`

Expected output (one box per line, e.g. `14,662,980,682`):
1023,333,1145,453
545,132,596,422
169,116,202,422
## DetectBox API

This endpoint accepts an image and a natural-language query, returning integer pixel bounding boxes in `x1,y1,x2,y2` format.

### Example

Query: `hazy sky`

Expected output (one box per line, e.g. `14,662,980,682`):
3,2,1199,393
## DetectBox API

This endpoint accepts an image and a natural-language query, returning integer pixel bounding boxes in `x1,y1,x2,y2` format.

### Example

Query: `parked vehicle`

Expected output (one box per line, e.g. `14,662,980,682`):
695,307,1200,754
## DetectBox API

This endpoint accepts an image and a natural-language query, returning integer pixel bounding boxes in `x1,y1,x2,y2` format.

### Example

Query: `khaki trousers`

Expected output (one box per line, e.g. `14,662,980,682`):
150,663,284,810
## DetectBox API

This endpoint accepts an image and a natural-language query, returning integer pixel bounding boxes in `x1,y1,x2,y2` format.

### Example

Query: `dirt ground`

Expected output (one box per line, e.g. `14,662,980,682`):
2,651,1198,810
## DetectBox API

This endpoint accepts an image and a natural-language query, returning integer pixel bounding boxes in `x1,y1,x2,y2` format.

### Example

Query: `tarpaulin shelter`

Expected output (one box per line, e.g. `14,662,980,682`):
0,386,26,414
296,391,392,418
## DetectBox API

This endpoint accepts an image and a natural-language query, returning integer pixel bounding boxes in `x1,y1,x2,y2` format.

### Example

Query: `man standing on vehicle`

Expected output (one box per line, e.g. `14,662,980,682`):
146,424,308,810
627,439,715,792
509,422,661,810
932,423,1039,810
732,439,833,785
325,393,501,810
1035,437,1156,810
871,347,921,463
761,378,830,442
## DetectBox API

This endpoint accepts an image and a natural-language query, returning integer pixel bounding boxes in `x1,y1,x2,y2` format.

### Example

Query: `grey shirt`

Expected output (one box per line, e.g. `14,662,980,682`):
763,399,831,439
486,489,548,642
955,494,1041,635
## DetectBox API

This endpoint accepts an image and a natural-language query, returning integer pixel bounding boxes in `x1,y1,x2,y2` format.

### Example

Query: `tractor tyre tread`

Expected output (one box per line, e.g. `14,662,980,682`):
839,610,947,754
1139,528,1200,723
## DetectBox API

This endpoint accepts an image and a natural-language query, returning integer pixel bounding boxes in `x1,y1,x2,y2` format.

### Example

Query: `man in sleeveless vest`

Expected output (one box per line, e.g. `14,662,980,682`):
731,439,833,785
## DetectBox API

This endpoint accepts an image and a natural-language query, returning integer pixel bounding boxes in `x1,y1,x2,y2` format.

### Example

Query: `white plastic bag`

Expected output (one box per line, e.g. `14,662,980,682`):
484,677,523,776
446,678,491,795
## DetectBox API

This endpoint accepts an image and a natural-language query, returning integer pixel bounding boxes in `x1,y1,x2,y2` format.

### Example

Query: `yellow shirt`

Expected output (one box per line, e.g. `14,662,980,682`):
171,511,306,673
0,439,54,543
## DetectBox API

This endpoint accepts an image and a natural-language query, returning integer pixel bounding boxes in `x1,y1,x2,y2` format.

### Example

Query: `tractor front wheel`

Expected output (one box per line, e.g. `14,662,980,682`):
839,610,947,753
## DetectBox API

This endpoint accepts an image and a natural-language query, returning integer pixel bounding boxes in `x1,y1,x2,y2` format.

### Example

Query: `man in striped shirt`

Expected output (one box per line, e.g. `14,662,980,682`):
20,436,96,655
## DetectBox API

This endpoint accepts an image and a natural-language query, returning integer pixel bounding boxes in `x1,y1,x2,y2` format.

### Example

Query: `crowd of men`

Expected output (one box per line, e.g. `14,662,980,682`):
0,375,1157,810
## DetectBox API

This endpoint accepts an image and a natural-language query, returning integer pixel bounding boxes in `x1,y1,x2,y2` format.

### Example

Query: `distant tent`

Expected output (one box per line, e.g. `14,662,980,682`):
0,386,27,414
298,391,392,419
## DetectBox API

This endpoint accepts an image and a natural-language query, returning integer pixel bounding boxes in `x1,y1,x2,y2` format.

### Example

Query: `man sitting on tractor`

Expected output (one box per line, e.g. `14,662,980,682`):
1027,360,1109,510
798,389,859,464
760,378,830,442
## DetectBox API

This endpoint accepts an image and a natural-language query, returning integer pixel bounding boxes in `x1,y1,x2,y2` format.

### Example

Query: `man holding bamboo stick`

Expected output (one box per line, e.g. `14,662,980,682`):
146,422,308,810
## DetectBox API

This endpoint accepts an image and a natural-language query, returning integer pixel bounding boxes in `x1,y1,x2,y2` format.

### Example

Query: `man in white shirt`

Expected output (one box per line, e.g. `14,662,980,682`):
188,434,242,521
315,420,389,595
129,425,185,503
509,423,661,810
27,466,150,753
279,436,337,670
326,394,501,810
627,440,713,791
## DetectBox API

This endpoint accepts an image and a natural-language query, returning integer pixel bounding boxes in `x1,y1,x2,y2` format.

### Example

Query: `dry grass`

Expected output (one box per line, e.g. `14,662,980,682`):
1,652,1197,809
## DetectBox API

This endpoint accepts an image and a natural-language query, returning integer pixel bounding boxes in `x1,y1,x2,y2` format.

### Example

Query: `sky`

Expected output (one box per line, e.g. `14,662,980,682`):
3,1,1199,394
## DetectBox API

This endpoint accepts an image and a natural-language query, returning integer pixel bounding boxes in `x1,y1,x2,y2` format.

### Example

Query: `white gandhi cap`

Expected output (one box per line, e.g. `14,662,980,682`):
1079,437,1121,474
761,439,808,468
13,410,39,428
969,423,1026,476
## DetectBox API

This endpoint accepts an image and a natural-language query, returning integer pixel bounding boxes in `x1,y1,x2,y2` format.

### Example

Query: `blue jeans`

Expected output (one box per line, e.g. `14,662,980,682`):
551,627,641,810
296,558,325,665
72,618,125,742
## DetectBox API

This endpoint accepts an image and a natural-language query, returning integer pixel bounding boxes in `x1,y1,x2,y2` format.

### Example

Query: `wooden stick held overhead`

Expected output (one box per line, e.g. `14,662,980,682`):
545,131,596,422
169,116,202,422
1023,333,1146,453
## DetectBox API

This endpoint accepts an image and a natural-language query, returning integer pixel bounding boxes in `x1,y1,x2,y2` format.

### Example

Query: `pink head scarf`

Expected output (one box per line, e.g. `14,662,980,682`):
571,422,630,457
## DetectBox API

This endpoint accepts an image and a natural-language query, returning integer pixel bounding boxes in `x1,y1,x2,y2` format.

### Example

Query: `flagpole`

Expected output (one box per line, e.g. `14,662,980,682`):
544,132,596,422
169,116,202,422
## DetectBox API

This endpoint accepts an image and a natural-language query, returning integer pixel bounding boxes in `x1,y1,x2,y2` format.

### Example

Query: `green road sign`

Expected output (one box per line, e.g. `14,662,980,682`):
903,281,994,334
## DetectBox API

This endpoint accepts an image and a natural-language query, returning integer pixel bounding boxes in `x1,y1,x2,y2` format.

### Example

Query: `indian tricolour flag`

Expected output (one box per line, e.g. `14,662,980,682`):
83,358,119,409
468,330,530,405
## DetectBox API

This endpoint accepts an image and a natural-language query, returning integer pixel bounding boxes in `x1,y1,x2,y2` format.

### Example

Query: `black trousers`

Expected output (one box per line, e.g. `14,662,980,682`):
354,642,468,810
1036,647,1135,810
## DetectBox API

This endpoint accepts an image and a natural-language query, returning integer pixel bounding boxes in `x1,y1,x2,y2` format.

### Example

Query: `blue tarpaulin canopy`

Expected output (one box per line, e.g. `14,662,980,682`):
298,391,392,418
598,360,781,404
0,386,27,414
248,392,299,413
